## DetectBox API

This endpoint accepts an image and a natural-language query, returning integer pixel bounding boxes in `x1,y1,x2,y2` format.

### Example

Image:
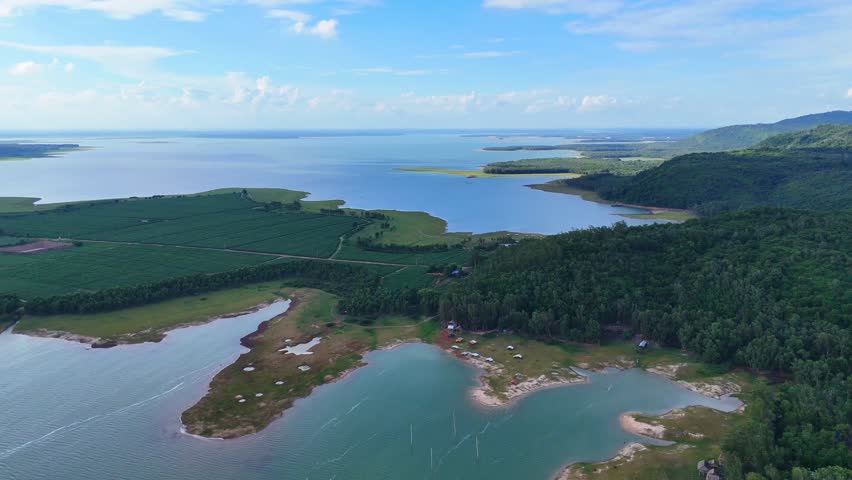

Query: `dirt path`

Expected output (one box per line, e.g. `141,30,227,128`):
63,238,411,267
329,235,345,259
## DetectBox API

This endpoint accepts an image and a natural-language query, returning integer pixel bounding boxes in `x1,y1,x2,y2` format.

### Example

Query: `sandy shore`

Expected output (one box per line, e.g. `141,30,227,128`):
619,412,666,438
554,442,648,480
459,352,589,408
646,363,742,399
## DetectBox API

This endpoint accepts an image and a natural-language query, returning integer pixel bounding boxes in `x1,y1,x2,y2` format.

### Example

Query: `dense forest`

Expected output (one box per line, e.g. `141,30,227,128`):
342,208,852,479
0,294,19,314
25,260,382,315
552,126,852,215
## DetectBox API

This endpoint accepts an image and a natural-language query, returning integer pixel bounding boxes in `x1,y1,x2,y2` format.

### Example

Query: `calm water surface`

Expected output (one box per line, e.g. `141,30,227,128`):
0,133,657,234
0,303,740,480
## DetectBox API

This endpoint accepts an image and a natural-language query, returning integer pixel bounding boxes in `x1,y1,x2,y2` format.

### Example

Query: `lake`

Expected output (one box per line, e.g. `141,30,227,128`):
0,132,658,234
0,303,740,480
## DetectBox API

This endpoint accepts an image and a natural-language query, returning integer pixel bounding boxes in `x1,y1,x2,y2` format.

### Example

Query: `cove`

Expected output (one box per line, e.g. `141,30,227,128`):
0,303,739,480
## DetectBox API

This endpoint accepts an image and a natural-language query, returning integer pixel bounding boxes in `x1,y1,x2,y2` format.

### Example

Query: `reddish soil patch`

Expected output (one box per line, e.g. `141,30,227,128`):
0,241,73,255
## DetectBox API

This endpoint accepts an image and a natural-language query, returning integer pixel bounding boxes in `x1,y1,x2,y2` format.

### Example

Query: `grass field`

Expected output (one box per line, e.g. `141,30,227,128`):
0,242,273,298
17,281,289,342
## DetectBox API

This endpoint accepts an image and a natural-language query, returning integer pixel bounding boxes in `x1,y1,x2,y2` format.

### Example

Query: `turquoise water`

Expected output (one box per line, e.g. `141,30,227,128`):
0,133,658,234
0,303,740,480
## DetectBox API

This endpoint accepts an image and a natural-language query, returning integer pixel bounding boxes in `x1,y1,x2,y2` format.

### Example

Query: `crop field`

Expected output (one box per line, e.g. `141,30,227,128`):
0,191,475,299
0,243,272,298
0,194,365,257
380,266,434,290
0,194,255,238
334,245,470,266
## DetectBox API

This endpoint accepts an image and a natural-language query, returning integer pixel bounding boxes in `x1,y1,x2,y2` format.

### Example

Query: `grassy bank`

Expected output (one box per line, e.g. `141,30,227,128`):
439,331,750,405
181,288,427,438
16,281,290,343
561,406,737,480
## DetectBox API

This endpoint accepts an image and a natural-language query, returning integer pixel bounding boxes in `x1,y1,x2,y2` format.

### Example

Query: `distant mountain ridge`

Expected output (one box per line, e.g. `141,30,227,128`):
675,110,852,151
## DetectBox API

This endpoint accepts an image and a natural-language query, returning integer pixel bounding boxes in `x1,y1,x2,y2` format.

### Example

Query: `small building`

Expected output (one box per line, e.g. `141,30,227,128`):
513,354,524,359
455,338,464,343
506,345,515,350
638,340,649,349
451,345,460,350
485,357,494,363
469,340,478,346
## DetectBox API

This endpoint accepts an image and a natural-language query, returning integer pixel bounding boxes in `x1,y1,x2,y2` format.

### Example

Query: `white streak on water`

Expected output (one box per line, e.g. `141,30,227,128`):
436,433,472,469
0,381,185,460
346,397,368,415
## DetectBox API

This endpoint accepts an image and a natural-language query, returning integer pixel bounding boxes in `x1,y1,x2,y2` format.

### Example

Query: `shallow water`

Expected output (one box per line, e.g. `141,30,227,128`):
0,133,658,234
0,302,740,480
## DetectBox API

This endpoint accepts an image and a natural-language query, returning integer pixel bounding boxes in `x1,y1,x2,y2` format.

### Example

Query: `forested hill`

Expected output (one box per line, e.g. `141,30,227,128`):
423,208,851,477
755,124,852,149
553,126,852,215
674,110,852,152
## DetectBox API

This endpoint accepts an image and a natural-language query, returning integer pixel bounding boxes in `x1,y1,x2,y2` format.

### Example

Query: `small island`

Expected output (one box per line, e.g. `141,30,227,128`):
0,142,84,161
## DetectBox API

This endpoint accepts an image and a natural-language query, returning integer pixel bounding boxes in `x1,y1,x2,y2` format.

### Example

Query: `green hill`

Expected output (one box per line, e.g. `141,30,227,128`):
756,124,852,149
673,110,852,152
549,125,852,215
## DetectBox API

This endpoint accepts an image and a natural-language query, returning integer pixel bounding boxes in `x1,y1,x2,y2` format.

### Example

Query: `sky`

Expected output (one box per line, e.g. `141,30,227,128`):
0,0,851,129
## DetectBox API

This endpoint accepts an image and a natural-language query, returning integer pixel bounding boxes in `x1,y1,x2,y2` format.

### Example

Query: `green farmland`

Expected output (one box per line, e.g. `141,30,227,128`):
0,243,274,298
0,190,463,299
0,194,363,258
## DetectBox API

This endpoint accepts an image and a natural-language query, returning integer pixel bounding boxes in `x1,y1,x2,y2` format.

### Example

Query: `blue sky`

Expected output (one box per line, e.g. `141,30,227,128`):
0,0,851,129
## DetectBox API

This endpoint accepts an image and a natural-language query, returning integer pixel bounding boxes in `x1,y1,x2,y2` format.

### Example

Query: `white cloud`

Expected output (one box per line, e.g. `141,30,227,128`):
8,60,44,75
483,0,622,16
308,18,338,38
290,18,338,38
847,87,852,99
0,0,206,21
307,88,353,110
0,41,183,77
577,94,617,112
7,57,75,75
267,8,311,22
404,91,480,113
